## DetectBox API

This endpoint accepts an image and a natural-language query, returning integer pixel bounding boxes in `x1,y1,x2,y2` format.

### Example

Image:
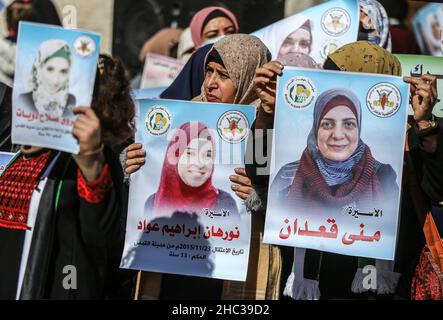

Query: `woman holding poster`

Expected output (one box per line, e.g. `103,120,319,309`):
250,41,442,300
144,121,238,218
271,87,398,213
18,39,76,118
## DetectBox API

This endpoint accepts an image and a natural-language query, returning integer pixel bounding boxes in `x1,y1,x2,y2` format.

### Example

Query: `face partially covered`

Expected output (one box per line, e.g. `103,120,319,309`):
204,61,236,103
278,27,312,58
177,137,214,187
39,57,70,94
317,105,359,162
359,9,379,37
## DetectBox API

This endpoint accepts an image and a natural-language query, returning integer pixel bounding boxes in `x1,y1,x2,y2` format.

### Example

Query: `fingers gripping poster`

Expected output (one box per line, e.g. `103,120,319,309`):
264,67,409,260
121,99,255,281
252,0,359,65
12,22,100,154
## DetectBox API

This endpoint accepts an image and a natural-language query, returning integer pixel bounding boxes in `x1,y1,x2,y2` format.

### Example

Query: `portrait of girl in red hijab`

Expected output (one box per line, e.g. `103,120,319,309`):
144,121,238,218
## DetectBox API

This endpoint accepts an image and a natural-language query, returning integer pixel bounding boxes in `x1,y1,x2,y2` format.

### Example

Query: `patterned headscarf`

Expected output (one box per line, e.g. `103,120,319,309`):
359,0,392,51
197,34,271,106
326,41,401,76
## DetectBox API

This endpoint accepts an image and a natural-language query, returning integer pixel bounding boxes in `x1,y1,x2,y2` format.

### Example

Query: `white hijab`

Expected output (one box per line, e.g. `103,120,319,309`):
262,14,311,59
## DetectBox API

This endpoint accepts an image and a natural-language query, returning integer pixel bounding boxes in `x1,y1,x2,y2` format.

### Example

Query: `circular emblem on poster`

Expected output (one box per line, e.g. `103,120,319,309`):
145,105,172,136
73,36,96,57
320,39,342,59
284,76,317,109
321,7,351,36
217,110,250,143
366,83,402,118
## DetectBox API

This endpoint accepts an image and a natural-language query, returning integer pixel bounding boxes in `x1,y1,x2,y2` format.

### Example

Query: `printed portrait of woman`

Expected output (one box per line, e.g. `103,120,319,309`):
271,88,399,214
278,20,312,58
424,13,442,55
145,121,239,218
263,16,313,59
18,39,76,118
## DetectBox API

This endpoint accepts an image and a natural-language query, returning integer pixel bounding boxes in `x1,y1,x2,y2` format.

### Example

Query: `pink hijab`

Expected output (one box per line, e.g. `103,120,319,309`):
190,6,239,48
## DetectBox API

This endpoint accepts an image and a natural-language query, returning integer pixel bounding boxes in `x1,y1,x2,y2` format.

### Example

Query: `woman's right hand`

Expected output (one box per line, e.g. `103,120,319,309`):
254,60,284,115
125,143,146,174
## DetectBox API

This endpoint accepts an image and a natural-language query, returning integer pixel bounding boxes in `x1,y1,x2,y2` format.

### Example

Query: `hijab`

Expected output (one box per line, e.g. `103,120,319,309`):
190,6,239,49
326,40,401,76
197,34,271,106
153,121,218,216
307,88,365,187
262,14,311,59
358,0,392,51
160,44,213,101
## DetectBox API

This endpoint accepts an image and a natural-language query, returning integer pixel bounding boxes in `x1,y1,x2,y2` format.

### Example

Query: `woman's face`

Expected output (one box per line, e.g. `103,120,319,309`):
177,137,214,187
278,27,311,58
317,105,359,162
40,57,70,94
201,17,236,44
204,61,236,103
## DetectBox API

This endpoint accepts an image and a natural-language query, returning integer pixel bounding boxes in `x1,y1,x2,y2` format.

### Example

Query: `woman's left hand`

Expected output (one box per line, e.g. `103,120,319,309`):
229,168,253,200
404,74,438,125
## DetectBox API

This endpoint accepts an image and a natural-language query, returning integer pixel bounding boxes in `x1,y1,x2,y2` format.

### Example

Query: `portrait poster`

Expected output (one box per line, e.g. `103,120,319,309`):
251,0,359,64
412,3,443,57
121,99,255,281
396,54,443,117
140,53,185,89
263,67,410,260
12,22,101,154
0,152,15,176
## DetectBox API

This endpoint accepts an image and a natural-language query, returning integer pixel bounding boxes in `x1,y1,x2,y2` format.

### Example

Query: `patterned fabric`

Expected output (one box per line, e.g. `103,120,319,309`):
0,151,51,230
411,246,443,300
77,164,113,204
327,41,401,76
288,145,384,211
196,34,271,107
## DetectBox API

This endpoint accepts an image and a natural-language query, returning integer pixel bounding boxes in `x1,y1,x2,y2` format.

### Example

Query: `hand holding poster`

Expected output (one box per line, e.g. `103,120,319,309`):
396,54,443,117
252,0,359,64
140,53,185,89
0,152,15,176
264,67,410,260
12,22,101,154
412,3,443,57
121,99,255,281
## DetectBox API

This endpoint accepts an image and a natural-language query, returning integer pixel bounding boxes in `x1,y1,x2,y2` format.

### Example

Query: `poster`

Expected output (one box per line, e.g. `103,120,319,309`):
252,0,359,64
140,53,185,89
12,22,101,154
396,54,443,117
0,152,14,176
263,67,409,260
121,99,255,281
412,3,443,56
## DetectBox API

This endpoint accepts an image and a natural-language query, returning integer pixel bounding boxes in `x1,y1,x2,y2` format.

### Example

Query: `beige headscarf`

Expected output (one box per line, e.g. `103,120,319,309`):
326,40,401,76
195,34,271,106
